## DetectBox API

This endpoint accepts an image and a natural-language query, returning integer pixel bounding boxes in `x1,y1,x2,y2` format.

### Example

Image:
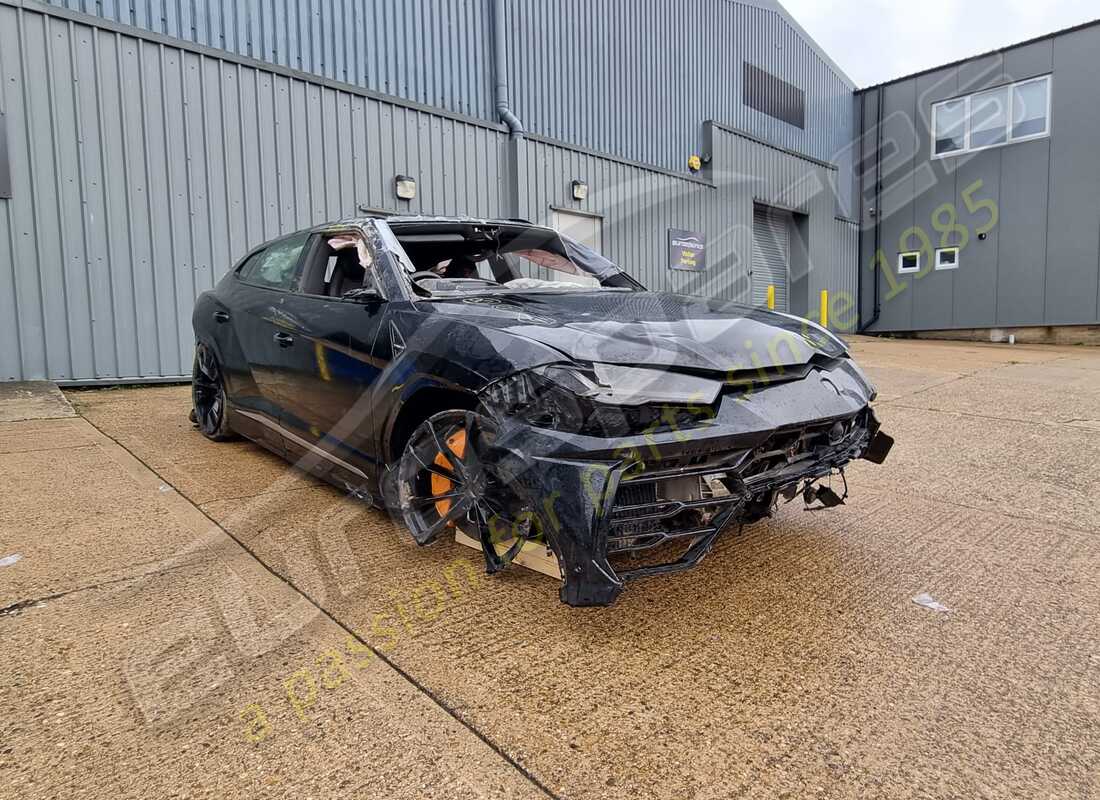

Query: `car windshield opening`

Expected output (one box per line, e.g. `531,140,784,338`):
389,222,640,295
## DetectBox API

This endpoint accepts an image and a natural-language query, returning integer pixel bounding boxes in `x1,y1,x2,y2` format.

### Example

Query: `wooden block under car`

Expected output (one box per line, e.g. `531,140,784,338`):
453,530,561,580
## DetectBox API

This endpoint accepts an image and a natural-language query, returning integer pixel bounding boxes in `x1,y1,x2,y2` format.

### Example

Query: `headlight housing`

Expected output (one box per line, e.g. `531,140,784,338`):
773,312,848,358
844,357,878,402
479,364,722,437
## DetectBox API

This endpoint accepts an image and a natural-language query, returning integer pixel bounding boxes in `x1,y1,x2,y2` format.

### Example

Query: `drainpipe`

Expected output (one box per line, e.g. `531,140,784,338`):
858,86,883,333
856,91,865,331
493,0,525,139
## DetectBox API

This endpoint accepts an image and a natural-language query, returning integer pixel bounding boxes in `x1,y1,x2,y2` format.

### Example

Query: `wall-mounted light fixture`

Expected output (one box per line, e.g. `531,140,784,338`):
570,179,588,201
687,154,702,173
394,174,416,201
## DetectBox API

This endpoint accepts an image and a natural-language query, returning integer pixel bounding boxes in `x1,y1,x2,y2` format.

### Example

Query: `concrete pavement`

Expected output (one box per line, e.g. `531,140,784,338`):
0,385,546,799
1,338,1098,798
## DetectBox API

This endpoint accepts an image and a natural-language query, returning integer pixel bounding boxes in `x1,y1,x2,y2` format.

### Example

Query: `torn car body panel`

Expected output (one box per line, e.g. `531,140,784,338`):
191,215,892,607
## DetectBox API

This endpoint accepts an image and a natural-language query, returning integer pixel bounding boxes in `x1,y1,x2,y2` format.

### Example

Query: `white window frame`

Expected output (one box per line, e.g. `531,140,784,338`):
1009,75,1052,143
931,75,1051,160
967,85,1011,152
897,251,921,274
931,97,969,157
934,246,960,271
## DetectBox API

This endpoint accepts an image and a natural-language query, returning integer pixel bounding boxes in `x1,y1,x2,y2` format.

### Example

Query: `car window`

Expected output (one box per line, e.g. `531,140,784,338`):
236,250,266,276
298,232,379,298
241,233,309,290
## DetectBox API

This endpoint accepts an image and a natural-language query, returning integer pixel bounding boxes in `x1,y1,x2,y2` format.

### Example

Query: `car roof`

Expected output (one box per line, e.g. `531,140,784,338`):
244,215,559,260
331,213,547,230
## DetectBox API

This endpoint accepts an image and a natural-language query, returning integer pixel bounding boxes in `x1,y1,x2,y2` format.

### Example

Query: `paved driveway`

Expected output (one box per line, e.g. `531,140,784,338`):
2,337,1098,798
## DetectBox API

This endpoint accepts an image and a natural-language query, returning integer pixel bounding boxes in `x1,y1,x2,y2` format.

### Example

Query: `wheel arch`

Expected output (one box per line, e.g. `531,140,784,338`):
385,385,480,463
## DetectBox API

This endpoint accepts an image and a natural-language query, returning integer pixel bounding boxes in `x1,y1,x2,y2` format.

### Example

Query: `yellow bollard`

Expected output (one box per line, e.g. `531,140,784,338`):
820,290,829,329
767,285,775,310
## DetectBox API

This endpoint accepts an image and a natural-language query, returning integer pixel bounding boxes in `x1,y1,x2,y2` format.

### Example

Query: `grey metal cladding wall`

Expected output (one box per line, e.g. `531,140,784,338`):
859,23,1100,332
1045,27,1100,325
518,137,725,300
41,0,498,120
517,126,853,322
0,3,510,381
502,0,854,177
41,0,855,185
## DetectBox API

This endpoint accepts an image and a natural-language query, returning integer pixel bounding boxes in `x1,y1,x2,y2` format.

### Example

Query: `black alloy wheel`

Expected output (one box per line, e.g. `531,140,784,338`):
397,409,535,571
191,343,234,441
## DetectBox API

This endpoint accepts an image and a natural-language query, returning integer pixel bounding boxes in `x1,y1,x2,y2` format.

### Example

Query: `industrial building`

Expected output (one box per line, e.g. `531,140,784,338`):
0,0,858,383
856,19,1100,339
1,0,1098,383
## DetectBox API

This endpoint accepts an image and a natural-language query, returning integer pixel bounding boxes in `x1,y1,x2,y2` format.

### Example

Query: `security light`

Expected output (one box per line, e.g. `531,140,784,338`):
570,179,588,201
394,174,416,201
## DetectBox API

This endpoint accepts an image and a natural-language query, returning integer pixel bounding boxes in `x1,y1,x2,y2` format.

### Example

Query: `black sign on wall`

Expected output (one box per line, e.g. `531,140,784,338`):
0,111,11,199
668,228,706,271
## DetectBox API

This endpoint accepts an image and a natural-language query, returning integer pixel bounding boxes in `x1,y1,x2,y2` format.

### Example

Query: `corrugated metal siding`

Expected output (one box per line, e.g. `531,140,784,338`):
503,0,854,176
40,0,498,120
829,217,859,329
0,3,857,382
517,127,855,320
519,136,724,299
40,0,854,186
0,3,509,381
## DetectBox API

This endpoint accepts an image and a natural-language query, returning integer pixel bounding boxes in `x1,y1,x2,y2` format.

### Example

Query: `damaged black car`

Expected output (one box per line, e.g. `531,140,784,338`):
191,216,893,606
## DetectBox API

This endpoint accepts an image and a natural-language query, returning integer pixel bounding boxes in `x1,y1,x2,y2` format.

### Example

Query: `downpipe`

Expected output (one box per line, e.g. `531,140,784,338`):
493,0,525,139
858,87,884,333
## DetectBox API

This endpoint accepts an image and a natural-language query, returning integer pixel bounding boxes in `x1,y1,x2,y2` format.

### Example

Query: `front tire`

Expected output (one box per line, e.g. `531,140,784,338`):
396,409,534,568
191,343,235,442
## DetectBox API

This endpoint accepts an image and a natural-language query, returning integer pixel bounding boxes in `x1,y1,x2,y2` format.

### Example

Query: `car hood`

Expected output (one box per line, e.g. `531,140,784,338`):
422,291,844,373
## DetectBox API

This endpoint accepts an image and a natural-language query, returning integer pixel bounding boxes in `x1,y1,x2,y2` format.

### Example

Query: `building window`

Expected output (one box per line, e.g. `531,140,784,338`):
1012,77,1050,139
898,251,921,273
931,75,1051,158
935,247,959,270
969,86,1009,148
743,63,805,129
933,99,967,155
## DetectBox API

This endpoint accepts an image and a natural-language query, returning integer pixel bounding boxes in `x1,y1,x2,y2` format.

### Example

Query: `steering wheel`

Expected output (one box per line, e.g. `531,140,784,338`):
409,270,442,282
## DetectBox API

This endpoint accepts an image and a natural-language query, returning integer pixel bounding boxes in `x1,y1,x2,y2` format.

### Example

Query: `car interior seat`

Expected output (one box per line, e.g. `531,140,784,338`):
327,249,366,297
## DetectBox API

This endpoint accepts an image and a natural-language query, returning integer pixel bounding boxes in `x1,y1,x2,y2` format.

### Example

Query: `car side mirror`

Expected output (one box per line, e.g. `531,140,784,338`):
342,286,384,303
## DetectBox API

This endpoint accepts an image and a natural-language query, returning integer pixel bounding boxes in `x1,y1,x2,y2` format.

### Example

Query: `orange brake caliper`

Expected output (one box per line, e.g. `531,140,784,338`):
431,429,466,522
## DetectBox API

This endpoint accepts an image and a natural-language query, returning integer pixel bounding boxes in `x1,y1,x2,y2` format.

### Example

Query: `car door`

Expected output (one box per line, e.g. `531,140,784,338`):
226,231,311,452
274,228,392,494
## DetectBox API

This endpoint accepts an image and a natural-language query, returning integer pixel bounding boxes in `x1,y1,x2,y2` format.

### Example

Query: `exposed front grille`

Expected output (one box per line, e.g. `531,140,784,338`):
614,482,657,508
604,411,871,576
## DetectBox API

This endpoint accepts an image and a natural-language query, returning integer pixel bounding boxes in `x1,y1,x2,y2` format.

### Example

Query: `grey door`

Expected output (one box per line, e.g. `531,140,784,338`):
551,208,603,253
751,205,790,312
551,209,603,287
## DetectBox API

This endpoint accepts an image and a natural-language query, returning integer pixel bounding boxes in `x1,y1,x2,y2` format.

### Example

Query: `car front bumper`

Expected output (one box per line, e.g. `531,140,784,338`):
482,357,893,606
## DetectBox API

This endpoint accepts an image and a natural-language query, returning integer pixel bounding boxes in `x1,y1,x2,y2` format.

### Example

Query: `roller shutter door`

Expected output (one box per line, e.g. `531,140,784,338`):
751,206,790,311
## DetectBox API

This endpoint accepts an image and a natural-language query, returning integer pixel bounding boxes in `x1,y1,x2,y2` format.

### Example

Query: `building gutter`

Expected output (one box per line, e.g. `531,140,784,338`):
492,0,525,139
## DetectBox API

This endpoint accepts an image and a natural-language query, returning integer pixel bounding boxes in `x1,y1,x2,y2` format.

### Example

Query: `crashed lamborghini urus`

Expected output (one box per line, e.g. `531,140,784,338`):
191,216,893,606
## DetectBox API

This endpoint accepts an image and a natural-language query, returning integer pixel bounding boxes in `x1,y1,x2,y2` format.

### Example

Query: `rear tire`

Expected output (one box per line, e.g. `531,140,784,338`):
191,343,235,442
